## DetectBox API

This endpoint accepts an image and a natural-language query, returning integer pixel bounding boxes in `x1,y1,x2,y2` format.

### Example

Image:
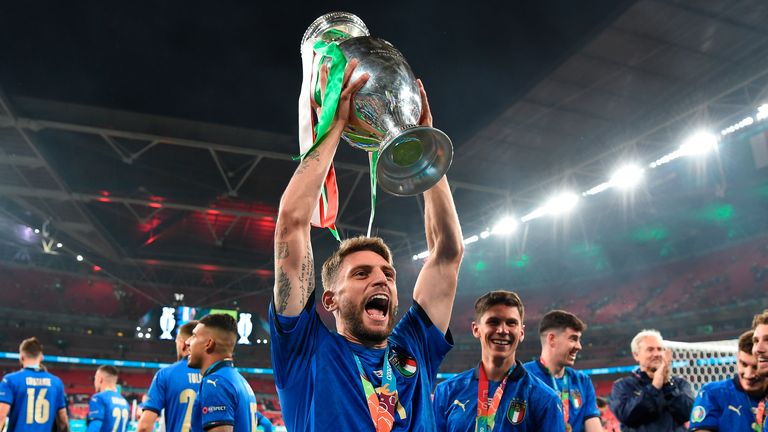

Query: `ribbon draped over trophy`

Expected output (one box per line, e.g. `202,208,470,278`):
298,12,454,239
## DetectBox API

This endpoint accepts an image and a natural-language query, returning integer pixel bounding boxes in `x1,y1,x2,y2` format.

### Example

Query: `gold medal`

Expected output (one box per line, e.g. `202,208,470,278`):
565,424,572,432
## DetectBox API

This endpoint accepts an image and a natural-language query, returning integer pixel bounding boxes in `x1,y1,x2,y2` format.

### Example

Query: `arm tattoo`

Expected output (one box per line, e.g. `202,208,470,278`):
295,150,320,176
297,244,315,305
275,266,292,314
276,241,289,259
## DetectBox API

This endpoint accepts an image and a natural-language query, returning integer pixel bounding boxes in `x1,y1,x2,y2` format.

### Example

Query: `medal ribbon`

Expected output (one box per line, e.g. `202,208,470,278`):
354,346,398,432
475,363,513,432
540,357,571,428
755,397,766,431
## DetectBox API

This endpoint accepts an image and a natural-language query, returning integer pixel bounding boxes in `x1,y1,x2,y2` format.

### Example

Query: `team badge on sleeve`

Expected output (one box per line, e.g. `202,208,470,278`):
389,349,417,378
691,405,707,422
506,399,527,424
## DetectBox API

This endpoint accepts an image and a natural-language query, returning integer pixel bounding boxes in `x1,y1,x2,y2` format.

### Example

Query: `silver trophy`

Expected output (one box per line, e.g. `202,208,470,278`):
301,12,453,196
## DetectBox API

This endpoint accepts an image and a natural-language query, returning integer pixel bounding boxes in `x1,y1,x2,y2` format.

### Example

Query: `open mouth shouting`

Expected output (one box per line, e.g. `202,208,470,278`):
364,293,390,323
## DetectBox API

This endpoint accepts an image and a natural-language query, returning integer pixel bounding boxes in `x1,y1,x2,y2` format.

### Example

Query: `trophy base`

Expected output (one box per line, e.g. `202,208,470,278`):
377,126,453,196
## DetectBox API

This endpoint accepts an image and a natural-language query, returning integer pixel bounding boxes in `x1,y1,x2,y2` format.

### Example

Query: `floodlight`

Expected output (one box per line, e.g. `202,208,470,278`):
610,165,644,189
545,192,579,215
679,132,718,156
480,230,490,239
491,216,518,235
463,235,479,245
76,255,84,262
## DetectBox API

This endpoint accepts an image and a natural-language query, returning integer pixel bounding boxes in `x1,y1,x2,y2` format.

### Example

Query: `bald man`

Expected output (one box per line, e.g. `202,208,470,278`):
186,314,258,432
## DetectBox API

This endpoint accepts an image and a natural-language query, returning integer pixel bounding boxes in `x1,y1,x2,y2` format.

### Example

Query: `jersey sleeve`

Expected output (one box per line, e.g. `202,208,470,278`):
54,377,67,411
389,301,453,382
0,376,14,405
87,394,106,423
431,382,449,432
269,293,325,389
534,390,567,432
199,377,236,429
141,368,167,413
580,374,600,420
689,385,721,430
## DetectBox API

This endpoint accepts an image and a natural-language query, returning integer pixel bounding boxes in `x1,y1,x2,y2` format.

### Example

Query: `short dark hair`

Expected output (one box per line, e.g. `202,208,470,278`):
322,236,393,291
179,320,199,338
97,365,119,378
199,314,238,337
19,337,43,358
474,290,524,322
596,397,608,408
738,330,754,355
539,310,587,335
753,309,768,328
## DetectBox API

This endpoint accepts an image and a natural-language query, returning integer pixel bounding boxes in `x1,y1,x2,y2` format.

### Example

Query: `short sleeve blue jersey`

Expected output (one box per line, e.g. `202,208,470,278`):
141,358,202,432
433,362,566,432
523,359,600,432
88,389,130,432
0,367,67,432
190,360,257,432
689,377,761,431
269,295,453,431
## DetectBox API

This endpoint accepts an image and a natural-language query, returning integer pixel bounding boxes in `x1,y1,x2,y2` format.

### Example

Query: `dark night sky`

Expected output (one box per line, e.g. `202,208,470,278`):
0,1,635,145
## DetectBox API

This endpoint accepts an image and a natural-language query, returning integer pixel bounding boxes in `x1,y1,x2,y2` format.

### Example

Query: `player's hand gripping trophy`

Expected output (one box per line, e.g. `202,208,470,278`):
300,12,453,196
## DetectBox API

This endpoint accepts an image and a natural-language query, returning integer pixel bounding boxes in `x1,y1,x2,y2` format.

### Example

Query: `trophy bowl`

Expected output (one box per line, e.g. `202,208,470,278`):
302,12,453,196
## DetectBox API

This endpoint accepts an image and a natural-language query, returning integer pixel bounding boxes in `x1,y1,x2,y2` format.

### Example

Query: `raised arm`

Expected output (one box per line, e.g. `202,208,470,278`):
412,80,464,333
273,59,369,316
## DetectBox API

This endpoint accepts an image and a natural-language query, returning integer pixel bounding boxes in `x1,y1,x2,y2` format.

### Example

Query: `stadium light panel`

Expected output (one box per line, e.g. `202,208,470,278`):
757,104,768,121
491,216,518,235
56,242,63,248
463,235,479,245
34,228,40,234
545,192,579,215
679,131,718,156
480,230,490,239
76,255,84,262
609,165,644,189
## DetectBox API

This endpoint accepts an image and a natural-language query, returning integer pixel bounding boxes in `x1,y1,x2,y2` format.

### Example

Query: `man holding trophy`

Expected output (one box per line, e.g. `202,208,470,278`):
269,12,464,432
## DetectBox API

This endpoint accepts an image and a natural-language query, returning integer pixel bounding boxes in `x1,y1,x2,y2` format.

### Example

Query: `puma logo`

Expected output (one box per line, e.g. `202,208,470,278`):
727,405,742,415
453,399,469,411
206,379,218,387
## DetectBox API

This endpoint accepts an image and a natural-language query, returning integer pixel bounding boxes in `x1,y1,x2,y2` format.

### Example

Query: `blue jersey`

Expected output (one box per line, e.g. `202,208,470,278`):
88,389,130,432
689,377,762,431
269,296,453,432
0,367,67,432
190,360,257,432
433,362,565,432
523,359,600,432
142,358,202,432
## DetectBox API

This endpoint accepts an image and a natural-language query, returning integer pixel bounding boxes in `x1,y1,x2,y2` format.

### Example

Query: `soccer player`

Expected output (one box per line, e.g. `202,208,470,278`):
433,291,565,431
610,329,694,432
524,310,602,432
270,59,463,431
0,337,69,432
754,309,768,378
137,320,201,432
751,309,768,432
689,330,766,431
186,313,258,432
87,365,130,432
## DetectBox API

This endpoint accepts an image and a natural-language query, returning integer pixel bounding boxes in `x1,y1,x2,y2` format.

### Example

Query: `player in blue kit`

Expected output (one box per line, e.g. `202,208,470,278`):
186,313,258,432
433,291,565,431
138,320,201,432
690,330,766,431
87,365,130,432
0,337,69,432
750,310,768,432
270,59,463,431
524,310,601,432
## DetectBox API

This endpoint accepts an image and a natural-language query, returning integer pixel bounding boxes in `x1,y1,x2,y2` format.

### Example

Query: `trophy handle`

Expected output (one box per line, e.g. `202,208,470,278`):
376,126,453,196
301,12,370,52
